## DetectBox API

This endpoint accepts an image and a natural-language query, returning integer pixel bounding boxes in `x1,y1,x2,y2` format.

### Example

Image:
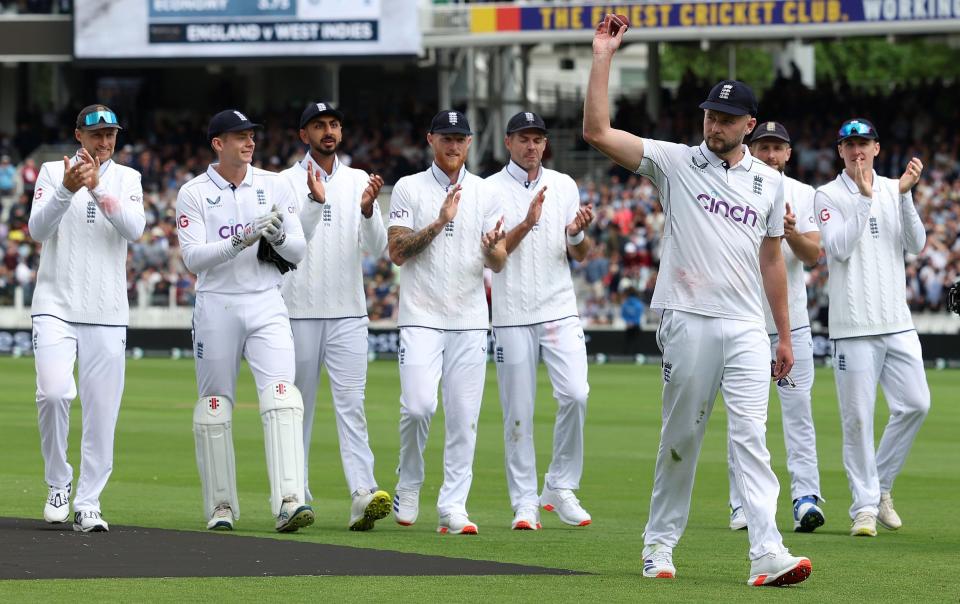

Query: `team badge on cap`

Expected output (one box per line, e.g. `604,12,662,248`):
430,110,472,135
506,110,548,135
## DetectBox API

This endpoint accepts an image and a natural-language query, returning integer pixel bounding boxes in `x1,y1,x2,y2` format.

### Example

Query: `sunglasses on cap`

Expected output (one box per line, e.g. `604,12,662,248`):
82,110,120,127
837,120,875,139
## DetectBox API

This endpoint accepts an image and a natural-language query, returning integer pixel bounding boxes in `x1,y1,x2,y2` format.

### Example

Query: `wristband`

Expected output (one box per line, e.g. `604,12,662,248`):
307,193,325,204
566,231,585,246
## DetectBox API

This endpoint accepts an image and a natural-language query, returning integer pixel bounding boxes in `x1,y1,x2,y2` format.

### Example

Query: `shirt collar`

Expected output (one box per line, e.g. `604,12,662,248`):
206,163,253,190
505,159,542,189
300,153,339,182
697,142,754,171
430,162,466,190
840,169,881,194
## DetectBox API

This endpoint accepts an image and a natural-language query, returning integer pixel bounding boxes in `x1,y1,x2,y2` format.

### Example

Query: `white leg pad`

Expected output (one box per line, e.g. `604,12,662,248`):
193,395,239,521
259,381,306,516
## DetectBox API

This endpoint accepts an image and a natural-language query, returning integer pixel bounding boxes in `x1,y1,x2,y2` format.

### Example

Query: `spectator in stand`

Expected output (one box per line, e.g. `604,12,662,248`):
21,158,39,197
620,286,644,355
0,155,17,223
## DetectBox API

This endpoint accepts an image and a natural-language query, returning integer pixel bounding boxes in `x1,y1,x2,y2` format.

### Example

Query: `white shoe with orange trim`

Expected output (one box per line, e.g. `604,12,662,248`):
540,485,591,526
642,544,676,579
748,551,812,587
511,506,541,530
437,513,478,535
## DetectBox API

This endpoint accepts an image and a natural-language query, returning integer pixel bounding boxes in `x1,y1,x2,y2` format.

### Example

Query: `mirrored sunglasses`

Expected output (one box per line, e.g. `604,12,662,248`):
83,110,120,127
838,120,874,138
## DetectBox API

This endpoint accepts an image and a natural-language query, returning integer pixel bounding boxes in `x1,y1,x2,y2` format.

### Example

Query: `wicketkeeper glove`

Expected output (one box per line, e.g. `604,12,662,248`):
257,236,297,274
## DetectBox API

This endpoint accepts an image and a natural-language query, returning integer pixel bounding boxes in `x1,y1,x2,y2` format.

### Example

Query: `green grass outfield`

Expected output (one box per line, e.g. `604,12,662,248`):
1,358,958,602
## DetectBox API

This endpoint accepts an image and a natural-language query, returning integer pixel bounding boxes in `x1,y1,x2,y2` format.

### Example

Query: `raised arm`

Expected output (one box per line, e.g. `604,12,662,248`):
504,186,546,254
582,14,646,172
898,157,926,255
816,189,871,263
27,161,73,242
388,183,460,265
783,201,821,268
359,174,387,256
176,189,263,274
298,165,325,241
481,216,507,272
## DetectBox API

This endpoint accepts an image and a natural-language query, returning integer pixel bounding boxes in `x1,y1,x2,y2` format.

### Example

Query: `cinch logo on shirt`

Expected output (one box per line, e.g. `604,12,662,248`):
218,222,252,239
697,193,759,228
389,208,409,220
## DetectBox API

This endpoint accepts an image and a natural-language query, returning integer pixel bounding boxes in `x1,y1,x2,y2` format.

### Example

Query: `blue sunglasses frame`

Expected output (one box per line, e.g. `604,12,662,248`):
82,110,120,127
838,120,875,139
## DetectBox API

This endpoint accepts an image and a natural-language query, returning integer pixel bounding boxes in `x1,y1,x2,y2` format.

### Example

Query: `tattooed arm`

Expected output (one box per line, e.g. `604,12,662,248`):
388,223,442,265
388,184,461,266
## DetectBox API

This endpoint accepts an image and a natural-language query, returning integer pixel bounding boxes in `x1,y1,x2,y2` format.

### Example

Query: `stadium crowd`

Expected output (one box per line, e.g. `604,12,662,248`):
1,75,958,327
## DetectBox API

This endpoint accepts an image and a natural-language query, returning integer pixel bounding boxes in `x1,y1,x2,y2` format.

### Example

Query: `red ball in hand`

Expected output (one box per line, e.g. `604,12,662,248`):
609,13,630,34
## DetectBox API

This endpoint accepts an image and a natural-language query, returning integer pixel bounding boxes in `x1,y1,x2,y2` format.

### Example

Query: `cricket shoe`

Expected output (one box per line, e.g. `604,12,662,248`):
748,551,812,586
793,495,825,533
642,544,676,579
73,510,109,533
540,485,591,526
851,511,877,537
207,503,235,531
275,496,315,533
729,506,747,531
43,483,71,524
437,513,478,535
393,489,419,526
511,506,541,530
349,488,391,531
878,492,902,530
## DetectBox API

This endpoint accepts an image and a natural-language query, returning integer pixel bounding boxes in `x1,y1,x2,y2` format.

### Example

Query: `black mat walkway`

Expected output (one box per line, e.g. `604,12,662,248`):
0,517,584,580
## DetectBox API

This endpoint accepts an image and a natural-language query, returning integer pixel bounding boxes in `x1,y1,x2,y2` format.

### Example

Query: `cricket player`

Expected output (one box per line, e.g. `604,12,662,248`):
29,104,145,533
176,109,311,533
487,111,595,531
280,101,391,531
388,110,507,535
728,122,825,533
815,118,929,537
584,14,811,586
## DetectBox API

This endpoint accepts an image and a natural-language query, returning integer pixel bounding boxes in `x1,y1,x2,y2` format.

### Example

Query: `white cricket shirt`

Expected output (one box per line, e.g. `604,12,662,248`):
176,164,305,294
29,154,145,326
280,155,386,319
488,161,580,327
762,175,818,334
388,164,501,330
815,170,925,339
637,140,785,324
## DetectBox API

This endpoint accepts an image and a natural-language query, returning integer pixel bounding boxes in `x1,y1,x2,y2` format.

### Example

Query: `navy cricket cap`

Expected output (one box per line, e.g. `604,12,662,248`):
429,110,472,135
299,101,344,129
77,104,123,131
506,111,548,135
750,121,791,144
836,118,879,143
699,80,758,117
207,109,261,141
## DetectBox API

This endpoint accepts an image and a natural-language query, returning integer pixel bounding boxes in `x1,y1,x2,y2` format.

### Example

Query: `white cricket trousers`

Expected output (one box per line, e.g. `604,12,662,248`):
192,288,296,397
493,316,589,511
645,310,785,561
833,331,929,519
33,315,126,513
396,327,487,518
729,326,821,507
292,317,378,499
